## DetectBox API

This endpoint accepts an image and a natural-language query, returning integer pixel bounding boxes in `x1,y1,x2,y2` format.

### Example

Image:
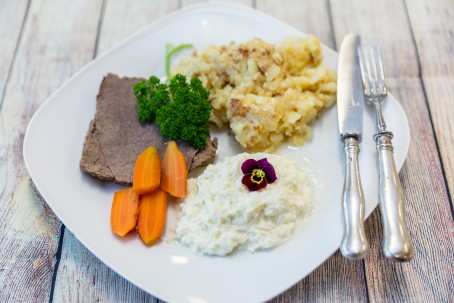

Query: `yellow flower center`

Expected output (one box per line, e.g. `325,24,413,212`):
250,169,265,184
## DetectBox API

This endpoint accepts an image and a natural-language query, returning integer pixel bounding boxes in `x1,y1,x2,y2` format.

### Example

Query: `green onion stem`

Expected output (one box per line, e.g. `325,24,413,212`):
165,43,193,79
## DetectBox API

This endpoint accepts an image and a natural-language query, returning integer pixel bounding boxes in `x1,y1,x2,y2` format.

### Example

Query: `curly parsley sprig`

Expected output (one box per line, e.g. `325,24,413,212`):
133,74,211,150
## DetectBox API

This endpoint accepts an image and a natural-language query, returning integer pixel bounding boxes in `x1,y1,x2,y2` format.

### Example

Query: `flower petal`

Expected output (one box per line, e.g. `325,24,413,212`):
242,174,268,191
257,158,277,184
257,158,271,168
241,159,260,174
262,165,277,184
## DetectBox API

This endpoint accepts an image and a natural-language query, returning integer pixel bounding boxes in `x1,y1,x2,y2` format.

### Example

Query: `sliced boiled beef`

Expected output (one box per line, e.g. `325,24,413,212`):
80,74,217,185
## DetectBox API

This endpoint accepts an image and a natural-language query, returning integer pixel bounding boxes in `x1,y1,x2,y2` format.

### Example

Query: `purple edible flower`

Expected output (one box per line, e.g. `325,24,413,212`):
241,158,277,191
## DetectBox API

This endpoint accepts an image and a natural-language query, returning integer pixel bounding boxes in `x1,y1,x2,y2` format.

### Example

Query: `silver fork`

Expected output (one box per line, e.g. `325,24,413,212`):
358,44,414,261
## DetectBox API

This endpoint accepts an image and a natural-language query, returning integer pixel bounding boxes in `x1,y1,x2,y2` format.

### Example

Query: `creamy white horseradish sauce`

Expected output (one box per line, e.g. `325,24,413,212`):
175,153,313,256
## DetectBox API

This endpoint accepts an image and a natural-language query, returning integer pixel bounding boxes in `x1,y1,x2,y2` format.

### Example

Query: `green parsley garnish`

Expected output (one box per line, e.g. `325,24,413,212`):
133,74,211,150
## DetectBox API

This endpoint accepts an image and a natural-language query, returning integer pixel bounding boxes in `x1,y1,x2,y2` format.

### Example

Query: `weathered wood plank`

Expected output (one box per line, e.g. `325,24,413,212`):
0,0,29,109
330,0,453,302
405,0,454,199
0,177,61,303
181,0,252,6
52,1,179,302
0,0,104,302
257,0,334,48
54,229,160,303
97,0,180,56
257,1,369,302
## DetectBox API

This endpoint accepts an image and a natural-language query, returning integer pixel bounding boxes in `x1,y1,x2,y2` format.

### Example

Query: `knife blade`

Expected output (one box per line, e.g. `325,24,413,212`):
338,34,364,140
337,33,369,259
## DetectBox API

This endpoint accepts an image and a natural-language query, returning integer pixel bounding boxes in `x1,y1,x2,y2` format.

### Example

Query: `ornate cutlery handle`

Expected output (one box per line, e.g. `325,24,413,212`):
340,137,369,259
375,132,414,261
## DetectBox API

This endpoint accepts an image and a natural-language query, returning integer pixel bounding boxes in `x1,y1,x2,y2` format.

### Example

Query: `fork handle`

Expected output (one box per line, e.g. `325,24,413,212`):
340,137,369,259
375,131,414,261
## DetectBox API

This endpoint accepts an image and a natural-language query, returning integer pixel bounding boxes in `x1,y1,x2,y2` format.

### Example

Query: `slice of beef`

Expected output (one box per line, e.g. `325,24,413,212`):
80,73,218,186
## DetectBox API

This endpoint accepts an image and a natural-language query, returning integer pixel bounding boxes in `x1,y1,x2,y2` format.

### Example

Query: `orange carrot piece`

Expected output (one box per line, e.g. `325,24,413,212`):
110,188,139,236
133,146,161,195
161,141,187,198
137,188,168,246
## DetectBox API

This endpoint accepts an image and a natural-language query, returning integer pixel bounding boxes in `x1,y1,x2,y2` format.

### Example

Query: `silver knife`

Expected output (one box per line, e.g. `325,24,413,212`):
337,33,369,259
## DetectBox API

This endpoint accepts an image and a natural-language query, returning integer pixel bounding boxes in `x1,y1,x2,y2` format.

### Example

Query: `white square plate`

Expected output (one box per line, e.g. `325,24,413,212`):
23,3,410,303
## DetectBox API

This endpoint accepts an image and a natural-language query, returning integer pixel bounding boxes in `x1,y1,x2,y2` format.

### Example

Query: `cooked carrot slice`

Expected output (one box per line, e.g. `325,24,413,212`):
137,188,168,246
161,141,187,198
110,188,139,236
133,146,161,195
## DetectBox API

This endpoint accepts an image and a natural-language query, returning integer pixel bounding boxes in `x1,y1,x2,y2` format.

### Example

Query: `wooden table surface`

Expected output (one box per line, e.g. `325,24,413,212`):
1,0,452,302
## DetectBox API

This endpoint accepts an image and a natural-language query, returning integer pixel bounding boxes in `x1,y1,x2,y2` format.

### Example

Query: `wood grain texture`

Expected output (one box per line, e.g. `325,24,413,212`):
270,252,369,303
405,0,454,198
0,177,61,303
181,0,252,6
330,0,453,302
97,0,180,56
54,229,160,303
0,0,104,302
256,0,334,48
0,0,29,109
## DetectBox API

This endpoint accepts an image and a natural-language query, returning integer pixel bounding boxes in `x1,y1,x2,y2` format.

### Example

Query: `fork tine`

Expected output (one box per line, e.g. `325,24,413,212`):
363,48,373,94
369,46,380,95
364,47,374,94
357,46,369,93
375,46,386,93
359,43,388,96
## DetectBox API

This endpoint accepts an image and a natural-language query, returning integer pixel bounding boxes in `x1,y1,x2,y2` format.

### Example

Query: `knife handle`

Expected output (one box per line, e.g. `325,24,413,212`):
340,137,369,259
374,132,414,261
